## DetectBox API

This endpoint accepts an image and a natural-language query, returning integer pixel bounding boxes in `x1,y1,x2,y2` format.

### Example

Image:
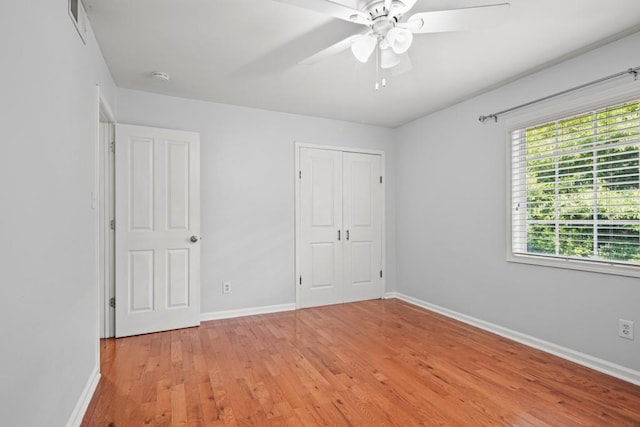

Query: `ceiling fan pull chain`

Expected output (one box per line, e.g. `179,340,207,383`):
378,46,387,89
375,44,381,90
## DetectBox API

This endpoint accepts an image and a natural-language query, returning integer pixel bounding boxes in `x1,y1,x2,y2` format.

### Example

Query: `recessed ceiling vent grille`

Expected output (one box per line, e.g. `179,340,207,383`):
69,0,88,44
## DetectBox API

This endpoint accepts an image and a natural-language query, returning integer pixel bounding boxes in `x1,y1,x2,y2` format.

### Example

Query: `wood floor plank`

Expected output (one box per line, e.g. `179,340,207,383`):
82,299,640,426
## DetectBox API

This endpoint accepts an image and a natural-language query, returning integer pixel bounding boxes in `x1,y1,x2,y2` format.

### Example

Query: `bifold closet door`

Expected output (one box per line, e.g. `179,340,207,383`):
298,147,382,308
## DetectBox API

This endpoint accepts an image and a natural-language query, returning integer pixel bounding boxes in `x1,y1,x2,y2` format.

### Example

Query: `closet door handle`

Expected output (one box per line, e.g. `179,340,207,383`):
346,230,350,241
338,230,341,241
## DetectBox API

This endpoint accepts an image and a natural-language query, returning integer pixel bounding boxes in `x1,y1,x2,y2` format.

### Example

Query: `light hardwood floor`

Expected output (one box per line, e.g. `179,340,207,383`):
82,299,640,426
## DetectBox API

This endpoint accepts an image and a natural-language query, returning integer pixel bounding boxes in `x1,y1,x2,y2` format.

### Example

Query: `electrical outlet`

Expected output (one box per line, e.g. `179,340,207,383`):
223,281,231,294
618,319,634,340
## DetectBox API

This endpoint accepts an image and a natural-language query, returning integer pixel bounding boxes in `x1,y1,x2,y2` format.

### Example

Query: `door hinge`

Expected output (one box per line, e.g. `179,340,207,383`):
109,297,115,308
299,170,302,179
110,219,115,230
380,176,383,184
109,141,115,153
299,275,302,285
380,270,383,278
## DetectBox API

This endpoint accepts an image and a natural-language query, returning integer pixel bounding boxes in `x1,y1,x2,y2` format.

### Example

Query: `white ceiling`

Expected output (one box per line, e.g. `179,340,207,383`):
84,0,640,128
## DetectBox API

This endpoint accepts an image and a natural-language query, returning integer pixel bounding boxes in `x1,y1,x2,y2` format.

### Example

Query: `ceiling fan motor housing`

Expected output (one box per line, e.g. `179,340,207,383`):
372,18,396,37
358,0,406,20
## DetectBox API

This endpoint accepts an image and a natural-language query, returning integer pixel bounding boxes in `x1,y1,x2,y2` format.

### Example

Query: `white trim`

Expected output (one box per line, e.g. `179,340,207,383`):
295,143,301,308
294,142,387,309
387,292,640,386
96,86,116,339
65,369,100,427
99,93,116,124
200,303,296,322
507,252,640,278
380,154,387,300
295,141,386,156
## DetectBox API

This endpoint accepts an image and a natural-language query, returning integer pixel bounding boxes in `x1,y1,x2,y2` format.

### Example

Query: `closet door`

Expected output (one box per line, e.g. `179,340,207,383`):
343,152,383,303
299,148,343,308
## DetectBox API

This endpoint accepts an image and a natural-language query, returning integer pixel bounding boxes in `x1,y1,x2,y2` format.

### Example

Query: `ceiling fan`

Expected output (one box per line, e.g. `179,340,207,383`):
274,0,509,86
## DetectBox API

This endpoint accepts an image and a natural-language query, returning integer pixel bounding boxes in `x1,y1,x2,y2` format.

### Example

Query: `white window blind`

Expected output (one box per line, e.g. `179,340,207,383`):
511,100,640,268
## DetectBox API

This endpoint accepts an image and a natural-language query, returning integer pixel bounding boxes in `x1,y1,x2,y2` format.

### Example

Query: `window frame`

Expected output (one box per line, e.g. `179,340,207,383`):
506,78,640,278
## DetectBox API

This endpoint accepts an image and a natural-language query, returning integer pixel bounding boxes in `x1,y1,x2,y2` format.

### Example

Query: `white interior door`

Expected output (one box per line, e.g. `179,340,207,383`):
343,152,382,302
299,148,343,308
115,124,200,337
297,146,383,308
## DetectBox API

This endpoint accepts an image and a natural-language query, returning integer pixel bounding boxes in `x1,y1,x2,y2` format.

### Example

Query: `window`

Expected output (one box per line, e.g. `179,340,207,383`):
510,99,640,275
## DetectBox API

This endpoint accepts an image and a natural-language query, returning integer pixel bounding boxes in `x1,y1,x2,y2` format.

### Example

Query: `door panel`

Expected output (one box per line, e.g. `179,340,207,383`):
350,242,373,284
129,250,154,312
167,249,189,308
311,156,338,226
167,141,190,230
311,243,336,287
350,160,373,227
129,137,154,231
343,152,382,303
299,148,343,308
115,124,200,337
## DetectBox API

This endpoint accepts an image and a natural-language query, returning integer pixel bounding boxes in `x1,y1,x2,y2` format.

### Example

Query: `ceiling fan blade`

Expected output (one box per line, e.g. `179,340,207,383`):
390,0,417,17
384,0,393,12
299,32,366,65
274,0,371,25
397,19,422,32
407,3,510,34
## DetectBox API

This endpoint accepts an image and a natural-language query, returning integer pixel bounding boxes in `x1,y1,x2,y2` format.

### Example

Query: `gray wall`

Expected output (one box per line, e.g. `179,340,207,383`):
395,32,640,372
0,1,116,426
116,89,397,314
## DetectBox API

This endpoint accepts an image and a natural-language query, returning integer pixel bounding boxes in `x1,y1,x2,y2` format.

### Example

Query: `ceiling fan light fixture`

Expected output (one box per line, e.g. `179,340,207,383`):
380,48,400,69
351,34,377,63
386,27,413,54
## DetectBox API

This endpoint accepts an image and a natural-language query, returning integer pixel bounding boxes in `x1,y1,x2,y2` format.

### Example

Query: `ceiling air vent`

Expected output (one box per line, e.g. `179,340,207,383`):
69,0,88,44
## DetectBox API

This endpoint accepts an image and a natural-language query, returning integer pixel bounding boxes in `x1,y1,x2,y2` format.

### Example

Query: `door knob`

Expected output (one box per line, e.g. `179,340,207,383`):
190,235,199,243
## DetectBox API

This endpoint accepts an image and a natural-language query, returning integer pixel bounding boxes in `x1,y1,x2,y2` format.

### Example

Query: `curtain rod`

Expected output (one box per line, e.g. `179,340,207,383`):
478,66,640,123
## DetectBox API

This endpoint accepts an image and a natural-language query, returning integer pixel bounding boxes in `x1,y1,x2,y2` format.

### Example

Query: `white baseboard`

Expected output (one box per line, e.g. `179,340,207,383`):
201,303,296,322
66,368,100,427
387,292,640,386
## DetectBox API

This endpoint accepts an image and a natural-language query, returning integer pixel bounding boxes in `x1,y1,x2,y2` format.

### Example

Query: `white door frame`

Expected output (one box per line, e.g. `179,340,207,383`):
95,86,116,338
294,142,386,308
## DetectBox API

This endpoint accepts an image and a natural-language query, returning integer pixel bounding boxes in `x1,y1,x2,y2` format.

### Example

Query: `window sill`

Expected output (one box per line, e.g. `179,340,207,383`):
507,253,640,278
